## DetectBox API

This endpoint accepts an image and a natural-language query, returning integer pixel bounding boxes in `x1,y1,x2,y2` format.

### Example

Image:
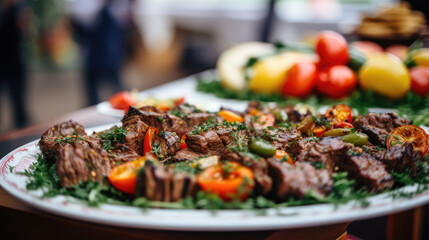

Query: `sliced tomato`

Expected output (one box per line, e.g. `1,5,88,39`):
181,135,187,149
313,126,327,137
325,104,353,123
282,61,317,98
197,162,254,201
143,127,158,156
108,157,146,195
274,150,294,164
109,91,136,110
219,110,244,123
387,125,428,155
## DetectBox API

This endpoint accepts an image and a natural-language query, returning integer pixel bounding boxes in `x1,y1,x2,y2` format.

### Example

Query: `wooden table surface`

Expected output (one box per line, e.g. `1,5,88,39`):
0,106,424,240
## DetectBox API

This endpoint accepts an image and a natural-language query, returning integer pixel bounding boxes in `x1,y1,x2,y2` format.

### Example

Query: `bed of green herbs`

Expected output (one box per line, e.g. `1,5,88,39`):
10,153,429,214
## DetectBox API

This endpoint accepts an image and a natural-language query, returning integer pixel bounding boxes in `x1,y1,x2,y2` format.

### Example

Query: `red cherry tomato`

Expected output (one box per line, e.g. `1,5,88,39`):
282,62,317,98
316,31,349,66
325,104,353,123
410,66,429,97
109,91,136,110
316,65,357,99
143,127,158,156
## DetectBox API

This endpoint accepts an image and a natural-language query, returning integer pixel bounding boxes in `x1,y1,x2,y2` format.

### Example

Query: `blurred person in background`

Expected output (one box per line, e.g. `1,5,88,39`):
0,0,30,128
68,0,133,106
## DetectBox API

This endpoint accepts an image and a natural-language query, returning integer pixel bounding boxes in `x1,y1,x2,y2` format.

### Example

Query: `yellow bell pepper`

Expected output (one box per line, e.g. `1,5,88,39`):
358,53,410,99
411,48,429,67
249,52,317,94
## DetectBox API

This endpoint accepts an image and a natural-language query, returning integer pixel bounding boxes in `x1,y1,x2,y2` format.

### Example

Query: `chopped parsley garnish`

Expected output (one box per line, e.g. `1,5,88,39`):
98,126,127,150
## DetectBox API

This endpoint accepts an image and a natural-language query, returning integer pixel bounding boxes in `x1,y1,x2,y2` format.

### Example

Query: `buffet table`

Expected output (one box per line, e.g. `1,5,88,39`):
0,105,423,240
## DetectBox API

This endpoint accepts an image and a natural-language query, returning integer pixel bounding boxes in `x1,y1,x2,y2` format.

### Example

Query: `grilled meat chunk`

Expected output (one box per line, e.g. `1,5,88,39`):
353,112,412,132
185,130,224,155
108,143,141,163
57,140,110,187
360,125,389,147
342,152,394,192
39,120,87,162
153,131,181,158
121,115,149,155
267,159,333,200
375,142,419,177
135,160,197,202
296,137,351,172
165,148,202,163
286,138,317,157
258,128,302,150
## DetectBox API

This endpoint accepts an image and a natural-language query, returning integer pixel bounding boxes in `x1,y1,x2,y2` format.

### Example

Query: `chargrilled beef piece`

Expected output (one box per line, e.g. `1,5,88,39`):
286,138,316,157
108,143,141,163
39,120,87,162
267,159,332,200
258,128,302,150
124,107,214,137
136,160,197,202
121,115,149,155
353,112,412,132
153,131,181,158
342,152,394,192
185,130,224,155
57,140,110,187
360,125,389,147
223,151,272,195
353,112,412,147
375,142,419,177
212,127,235,145
165,149,202,163
297,137,351,172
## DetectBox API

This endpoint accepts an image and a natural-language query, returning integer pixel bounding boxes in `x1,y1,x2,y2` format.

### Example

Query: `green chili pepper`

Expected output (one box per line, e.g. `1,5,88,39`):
321,128,351,137
273,110,288,123
249,138,276,157
342,133,369,146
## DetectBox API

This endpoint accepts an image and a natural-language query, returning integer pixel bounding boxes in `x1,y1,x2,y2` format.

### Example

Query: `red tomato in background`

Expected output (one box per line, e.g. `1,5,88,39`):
109,91,136,110
351,41,383,56
410,66,429,96
316,31,349,66
316,65,357,99
385,44,409,61
282,62,317,98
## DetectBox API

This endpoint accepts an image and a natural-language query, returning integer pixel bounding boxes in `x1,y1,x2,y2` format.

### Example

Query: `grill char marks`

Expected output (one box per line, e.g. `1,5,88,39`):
267,159,333,200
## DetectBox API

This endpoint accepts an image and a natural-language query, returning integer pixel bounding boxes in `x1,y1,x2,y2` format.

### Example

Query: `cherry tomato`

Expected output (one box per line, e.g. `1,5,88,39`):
313,126,327,137
197,162,254,201
143,127,158,156
351,41,383,56
387,125,428,156
316,31,349,66
108,157,146,195
174,97,185,106
325,104,353,123
282,62,317,98
109,91,136,110
410,66,429,96
316,65,357,99
274,150,294,164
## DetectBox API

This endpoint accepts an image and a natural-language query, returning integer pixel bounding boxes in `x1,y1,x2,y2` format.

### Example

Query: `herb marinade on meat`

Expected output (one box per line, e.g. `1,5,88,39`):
18,101,429,210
